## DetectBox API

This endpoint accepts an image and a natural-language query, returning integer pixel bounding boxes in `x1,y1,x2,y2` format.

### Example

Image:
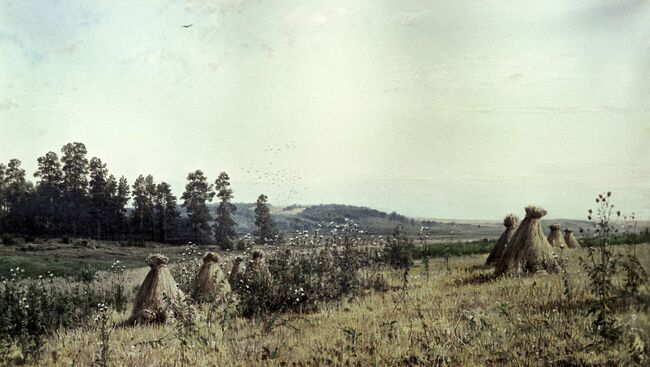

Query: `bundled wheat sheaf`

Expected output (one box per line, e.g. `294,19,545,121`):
495,206,559,275
547,223,567,248
485,214,519,266
128,254,184,325
192,252,231,302
228,256,245,291
563,229,581,249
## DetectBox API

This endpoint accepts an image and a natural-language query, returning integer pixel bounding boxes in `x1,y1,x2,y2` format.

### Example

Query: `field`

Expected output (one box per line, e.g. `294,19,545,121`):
1,240,648,366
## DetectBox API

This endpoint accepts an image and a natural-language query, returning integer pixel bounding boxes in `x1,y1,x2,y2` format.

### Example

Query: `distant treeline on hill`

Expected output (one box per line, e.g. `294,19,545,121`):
0,142,420,245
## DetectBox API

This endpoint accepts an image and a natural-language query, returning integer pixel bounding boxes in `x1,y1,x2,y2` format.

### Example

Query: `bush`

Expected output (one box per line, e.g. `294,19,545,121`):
383,226,415,288
233,221,384,317
2,236,16,246
0,272,106,363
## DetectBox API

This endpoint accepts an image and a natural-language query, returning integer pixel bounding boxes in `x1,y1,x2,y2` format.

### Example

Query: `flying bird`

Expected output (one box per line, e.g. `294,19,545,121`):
182,24,193,28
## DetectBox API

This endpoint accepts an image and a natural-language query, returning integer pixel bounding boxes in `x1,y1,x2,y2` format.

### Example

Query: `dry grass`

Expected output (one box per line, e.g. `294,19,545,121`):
24,245,650,366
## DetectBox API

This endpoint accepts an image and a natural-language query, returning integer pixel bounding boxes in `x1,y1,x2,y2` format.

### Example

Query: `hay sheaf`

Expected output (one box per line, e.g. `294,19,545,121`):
547,224,566,248
564,229,581,249
503,215,518,228
202,252,219,264
525,206,547,219
192,252,231,303
485,215,519,266
495,206,558,275
128,254,184,325
228,256,244,290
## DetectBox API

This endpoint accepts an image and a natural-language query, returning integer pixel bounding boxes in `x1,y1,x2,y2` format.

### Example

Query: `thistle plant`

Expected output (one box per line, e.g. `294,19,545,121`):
383,225,414,291
557,245,573,308
93,303,113,367
418,227,431,281
581,191,622,343
108,260,129,313
620,212,648,306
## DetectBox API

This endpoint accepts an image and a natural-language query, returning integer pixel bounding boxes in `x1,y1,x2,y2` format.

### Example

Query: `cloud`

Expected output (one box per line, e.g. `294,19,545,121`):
506,73,524,82
471,106,649,115
393,12,426,27
0,98,19,112
184,0,245,13
282,6,348,31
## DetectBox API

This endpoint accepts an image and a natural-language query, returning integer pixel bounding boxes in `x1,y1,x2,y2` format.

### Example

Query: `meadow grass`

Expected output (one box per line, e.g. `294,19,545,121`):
11,244,648,366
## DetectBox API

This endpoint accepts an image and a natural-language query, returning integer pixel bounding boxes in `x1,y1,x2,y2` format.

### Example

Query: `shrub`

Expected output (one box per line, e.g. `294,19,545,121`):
233,220,384,317
2,236,16,246
383,226,415,288
0,270,106,363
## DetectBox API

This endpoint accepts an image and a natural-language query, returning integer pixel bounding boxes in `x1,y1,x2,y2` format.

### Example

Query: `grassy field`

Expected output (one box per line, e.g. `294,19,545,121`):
4,243,648,366
0,237,498,279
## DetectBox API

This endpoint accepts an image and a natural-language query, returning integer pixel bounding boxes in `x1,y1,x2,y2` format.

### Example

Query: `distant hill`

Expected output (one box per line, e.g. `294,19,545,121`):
221,203,419,235
206,203,503,240
184,202,605,240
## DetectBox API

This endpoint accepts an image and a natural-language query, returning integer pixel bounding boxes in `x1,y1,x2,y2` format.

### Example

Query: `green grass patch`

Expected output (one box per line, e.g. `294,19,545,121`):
414,239,496,259
0,255,140,279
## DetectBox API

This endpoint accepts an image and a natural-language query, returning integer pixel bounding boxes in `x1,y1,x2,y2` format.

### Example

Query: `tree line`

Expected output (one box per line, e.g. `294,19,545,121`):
0,142,278,247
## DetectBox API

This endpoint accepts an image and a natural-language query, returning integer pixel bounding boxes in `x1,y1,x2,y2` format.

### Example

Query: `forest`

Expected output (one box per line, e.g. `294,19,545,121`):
0,142,254,246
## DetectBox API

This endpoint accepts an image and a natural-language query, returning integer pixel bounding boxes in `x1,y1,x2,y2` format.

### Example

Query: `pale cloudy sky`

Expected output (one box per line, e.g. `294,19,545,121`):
0,0,649,219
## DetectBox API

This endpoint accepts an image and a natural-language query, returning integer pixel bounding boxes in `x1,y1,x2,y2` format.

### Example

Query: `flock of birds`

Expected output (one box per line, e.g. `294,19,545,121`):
239,141,306,203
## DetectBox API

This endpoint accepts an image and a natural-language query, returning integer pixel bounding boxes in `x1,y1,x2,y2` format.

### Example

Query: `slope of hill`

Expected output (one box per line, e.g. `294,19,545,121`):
191,202,608,240
212,203,505,240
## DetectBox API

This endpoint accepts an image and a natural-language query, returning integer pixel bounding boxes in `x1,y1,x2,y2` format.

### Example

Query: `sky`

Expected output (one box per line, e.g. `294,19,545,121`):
0,0,649,220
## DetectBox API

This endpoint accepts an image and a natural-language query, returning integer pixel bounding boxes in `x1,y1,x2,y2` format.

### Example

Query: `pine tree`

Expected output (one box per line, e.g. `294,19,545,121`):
213,172,238,249
60,142,89,235
254,194,278,245
0,163,6,231
5,159,33,233
33,151,63,234
104,174,118,236
145,175,157,240
114,176,130,236
181,170,215,244
154,182,180,243
89,157,110,239
131,174,155,240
